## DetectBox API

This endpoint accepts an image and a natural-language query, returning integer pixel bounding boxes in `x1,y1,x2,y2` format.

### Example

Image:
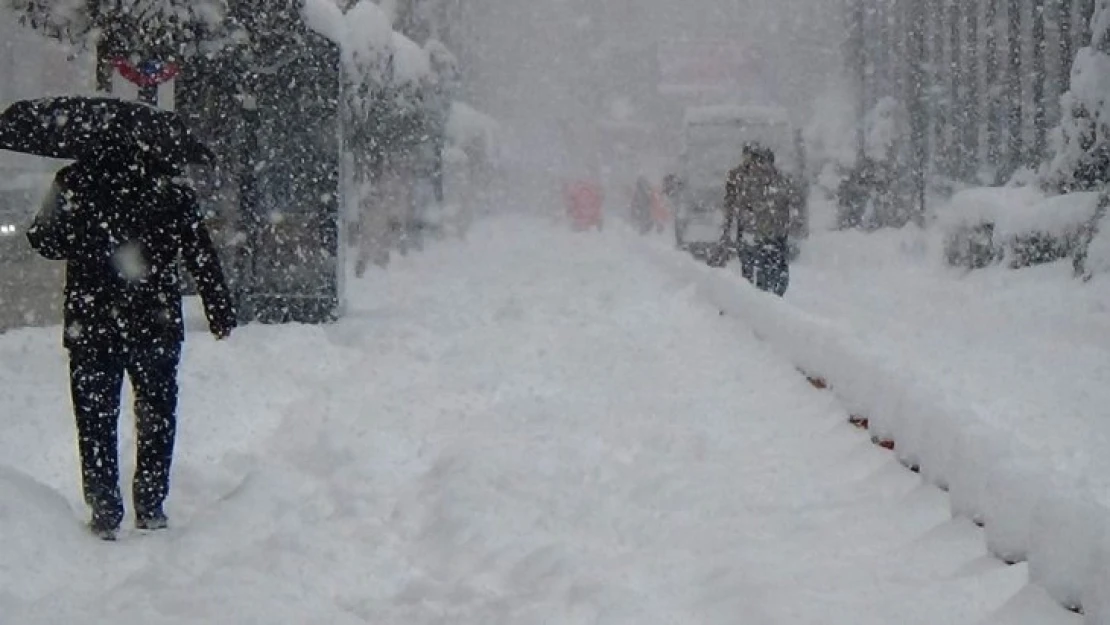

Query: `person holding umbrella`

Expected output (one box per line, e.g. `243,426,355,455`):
1,97,237,540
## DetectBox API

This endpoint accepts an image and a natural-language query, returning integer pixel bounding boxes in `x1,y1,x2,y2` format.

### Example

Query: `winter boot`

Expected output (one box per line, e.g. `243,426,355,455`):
135,507,169,531
88,510,121,541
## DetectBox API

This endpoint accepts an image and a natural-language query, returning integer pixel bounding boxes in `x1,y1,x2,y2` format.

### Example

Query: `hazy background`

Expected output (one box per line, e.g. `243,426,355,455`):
446,0,845,181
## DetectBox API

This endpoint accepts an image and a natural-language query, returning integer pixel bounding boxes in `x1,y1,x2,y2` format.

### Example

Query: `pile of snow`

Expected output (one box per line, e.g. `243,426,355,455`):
637,230,1110,616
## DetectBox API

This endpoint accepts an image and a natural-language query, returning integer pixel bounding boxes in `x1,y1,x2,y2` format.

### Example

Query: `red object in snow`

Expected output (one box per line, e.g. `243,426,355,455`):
112,58,181,88
563,180,604,231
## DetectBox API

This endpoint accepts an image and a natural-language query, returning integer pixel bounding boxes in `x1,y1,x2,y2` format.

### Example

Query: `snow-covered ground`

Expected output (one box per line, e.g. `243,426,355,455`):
0,215,1064,624
636,219,1108,620
788,228,1110,616
791,227,1110,475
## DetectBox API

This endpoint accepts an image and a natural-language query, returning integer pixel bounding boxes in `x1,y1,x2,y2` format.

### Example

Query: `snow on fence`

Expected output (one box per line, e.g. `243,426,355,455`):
937,186,1103,270
637,237,1110,621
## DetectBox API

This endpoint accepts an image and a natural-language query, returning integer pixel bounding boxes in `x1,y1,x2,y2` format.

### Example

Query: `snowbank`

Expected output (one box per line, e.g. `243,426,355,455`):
637,233,1110,617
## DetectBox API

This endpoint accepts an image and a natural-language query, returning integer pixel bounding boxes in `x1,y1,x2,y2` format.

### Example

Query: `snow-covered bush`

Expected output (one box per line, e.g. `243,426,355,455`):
1046,1,1110,192
938,187,1102,269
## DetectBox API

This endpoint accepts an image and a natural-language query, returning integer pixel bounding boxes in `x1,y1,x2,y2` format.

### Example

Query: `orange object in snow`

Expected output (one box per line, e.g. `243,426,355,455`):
649,186,670,227
563,180,604,231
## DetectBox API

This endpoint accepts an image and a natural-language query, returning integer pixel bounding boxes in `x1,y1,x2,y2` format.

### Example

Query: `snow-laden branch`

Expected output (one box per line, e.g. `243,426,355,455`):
2,0,228,47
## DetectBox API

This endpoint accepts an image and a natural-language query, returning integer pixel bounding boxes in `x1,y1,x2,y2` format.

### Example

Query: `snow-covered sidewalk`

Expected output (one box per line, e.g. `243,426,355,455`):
791,229,1110,478
0,217,1044,623
634,223,1107,620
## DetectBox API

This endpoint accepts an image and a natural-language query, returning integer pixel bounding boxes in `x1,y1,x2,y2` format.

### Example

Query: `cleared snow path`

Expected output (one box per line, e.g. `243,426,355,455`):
2,217,1031,623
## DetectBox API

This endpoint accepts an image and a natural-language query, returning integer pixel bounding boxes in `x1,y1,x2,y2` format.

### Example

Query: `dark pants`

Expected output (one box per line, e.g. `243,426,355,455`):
742,235,790,297
69,343,181,526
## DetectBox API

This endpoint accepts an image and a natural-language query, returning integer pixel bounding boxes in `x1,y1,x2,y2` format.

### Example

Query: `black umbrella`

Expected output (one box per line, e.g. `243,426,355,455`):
0,96,214,165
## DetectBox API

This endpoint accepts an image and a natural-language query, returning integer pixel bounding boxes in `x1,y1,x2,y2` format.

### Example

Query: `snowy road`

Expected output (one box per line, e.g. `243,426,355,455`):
2,217,1036,623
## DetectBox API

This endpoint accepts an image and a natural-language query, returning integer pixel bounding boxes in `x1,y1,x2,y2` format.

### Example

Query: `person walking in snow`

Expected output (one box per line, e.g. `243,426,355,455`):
27,151,236,540
722,144,796,296
630,175,655,235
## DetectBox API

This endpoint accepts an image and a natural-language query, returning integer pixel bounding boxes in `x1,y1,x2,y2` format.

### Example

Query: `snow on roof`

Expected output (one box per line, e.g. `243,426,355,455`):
390,31,431,84
683,104,792,127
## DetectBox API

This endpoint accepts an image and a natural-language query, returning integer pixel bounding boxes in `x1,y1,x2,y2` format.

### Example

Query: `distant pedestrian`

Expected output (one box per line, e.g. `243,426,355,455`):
722,144,797,296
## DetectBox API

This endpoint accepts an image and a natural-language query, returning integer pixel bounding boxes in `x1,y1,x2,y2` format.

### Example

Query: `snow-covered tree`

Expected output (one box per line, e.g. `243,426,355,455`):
3,0,228,51
1048,0,1110,192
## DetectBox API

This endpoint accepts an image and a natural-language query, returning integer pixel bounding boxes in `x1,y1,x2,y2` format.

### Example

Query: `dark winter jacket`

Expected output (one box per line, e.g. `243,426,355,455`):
723,158,795,241
26,158,236,350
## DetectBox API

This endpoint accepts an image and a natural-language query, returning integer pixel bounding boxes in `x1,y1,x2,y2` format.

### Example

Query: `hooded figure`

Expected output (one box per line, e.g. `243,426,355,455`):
26,152,236,540
630,176,655,234
722,144,795,296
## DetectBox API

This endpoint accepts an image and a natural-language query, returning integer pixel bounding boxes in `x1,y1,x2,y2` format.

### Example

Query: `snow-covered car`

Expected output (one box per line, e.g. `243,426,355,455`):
673,105,807,250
